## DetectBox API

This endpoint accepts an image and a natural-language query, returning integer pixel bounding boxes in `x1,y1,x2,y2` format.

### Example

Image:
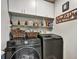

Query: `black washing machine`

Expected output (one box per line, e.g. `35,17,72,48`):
5,38,42,59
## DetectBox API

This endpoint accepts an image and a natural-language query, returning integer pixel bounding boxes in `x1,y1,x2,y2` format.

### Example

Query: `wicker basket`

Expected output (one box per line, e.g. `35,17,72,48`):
11,28,25,39
26,32,39,38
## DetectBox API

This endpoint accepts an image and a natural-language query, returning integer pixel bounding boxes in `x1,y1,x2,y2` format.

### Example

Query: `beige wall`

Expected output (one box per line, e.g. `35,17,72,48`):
53,0,77,59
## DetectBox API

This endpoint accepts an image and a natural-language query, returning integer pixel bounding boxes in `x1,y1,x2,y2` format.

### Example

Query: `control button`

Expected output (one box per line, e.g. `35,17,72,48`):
24,41,28,44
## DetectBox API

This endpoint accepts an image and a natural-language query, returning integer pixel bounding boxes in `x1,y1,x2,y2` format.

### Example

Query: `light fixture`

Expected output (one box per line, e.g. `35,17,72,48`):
44,0,55,3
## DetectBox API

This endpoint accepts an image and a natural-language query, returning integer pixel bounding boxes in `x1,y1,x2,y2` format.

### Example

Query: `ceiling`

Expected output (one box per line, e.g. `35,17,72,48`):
44,0,55,3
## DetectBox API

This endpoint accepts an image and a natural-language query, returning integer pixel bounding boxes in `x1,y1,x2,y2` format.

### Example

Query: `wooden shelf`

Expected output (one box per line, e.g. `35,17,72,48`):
9,11,53,32
10,25,53,29
9,11,54,19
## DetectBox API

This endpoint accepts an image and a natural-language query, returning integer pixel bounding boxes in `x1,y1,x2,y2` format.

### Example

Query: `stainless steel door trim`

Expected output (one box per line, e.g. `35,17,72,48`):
10,47,41,59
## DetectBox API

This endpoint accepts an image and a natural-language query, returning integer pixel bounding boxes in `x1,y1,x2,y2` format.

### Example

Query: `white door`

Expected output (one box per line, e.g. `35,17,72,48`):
9,0,36,15
36,0,54,18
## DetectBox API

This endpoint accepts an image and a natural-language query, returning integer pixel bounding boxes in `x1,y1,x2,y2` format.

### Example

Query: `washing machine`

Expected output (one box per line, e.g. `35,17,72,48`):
5,38,42,59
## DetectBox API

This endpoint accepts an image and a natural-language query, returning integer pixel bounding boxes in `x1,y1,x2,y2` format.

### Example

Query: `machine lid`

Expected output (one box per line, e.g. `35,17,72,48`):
40,34,62,39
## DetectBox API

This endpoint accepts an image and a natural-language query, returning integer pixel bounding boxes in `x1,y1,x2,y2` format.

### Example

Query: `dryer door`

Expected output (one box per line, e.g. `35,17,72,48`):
10,47,40,59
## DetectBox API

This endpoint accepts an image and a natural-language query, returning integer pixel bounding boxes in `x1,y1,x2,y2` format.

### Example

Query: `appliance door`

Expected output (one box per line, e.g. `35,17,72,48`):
10,47,41,59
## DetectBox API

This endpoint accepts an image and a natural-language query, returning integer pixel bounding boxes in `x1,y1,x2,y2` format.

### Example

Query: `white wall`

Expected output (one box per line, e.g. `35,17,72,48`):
1,0,10,51
53,0,77,59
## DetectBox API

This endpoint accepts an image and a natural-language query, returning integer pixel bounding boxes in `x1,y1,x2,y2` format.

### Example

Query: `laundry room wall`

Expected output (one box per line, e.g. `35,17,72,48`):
1,0,10,51
53,0,77,59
